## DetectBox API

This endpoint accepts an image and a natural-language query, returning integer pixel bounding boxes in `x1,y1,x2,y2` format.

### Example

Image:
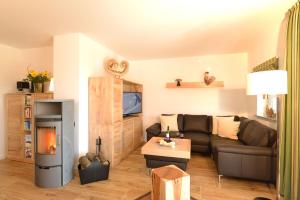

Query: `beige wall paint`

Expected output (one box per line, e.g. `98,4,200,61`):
125,53,249,135
53,33,115,157
20,46,53,73
0,44,21,159
246,14,288,129
53,33,80,158
0,45,52,160
78,34,114,155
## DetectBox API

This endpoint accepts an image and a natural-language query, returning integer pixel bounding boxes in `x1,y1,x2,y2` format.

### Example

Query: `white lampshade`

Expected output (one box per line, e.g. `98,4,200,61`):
247,70,287,95
49,78,54,92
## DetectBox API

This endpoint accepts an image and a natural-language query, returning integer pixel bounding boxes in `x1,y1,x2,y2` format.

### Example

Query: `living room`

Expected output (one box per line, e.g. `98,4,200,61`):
0,0,299,199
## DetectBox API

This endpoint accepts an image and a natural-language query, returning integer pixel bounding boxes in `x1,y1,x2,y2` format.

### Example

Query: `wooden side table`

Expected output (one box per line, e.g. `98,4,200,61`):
151,165,190,200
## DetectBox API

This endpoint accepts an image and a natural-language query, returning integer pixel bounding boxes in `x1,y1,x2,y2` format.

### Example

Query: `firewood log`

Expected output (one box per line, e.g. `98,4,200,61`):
86,152,96,161
79,156,91,169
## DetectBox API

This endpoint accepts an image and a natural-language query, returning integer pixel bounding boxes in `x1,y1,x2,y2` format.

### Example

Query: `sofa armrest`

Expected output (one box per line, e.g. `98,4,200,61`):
216,145,274,156
146,123,161,136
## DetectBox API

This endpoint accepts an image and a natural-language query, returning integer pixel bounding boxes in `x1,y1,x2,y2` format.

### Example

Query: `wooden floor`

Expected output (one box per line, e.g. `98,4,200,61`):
0,149,276,200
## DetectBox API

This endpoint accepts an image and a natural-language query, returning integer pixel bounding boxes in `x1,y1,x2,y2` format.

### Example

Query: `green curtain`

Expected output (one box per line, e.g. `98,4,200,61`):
280,1,300,199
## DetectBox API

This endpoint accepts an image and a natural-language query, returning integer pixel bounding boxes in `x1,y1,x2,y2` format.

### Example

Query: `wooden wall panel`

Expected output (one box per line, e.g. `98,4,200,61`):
113,78,122,123
123,119,134,156
112,122,123,166
6,95,24,133
133,117,143,149
7,134,23,161
89,77,143,167
6,93,53,163
89,77,114,163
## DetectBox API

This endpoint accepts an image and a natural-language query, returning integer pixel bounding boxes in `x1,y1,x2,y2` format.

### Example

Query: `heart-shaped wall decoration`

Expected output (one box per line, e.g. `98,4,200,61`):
204,72,216,85
104,58,129,78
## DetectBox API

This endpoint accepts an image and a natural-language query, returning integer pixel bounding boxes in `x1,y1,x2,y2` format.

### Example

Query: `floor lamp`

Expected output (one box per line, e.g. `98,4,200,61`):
247,70,287,200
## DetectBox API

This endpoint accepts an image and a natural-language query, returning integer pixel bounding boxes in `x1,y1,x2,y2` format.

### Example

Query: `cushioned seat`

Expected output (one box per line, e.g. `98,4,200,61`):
214,119,277,182
184,132,210,153
210,134,243,161
146,114,212,153
184,132,210,145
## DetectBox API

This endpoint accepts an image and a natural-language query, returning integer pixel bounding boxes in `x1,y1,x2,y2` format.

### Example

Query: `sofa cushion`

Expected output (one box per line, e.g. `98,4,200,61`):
213,116,240,135
217,115,241,121
183,115,210,132
160,114,179,132
217,117,240,140
177,114,184,132
239,120,277,147
184,132,210,145
237,118,252,138
212,116,218,135
210,135,243,160
210,135,243,150
162,114,184,132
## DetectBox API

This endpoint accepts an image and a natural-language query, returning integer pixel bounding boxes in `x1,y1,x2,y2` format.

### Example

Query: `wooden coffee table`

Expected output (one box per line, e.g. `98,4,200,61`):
141,137,191,171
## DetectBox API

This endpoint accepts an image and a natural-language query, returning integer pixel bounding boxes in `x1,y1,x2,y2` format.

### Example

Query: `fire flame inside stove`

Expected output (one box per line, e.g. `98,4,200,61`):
47,132,56,154
38,127,57,155
48,144,56,154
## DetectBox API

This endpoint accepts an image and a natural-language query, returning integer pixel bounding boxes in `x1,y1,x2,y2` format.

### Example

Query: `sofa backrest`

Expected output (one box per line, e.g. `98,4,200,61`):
182,115,212,133
238,119,277,147
177,114,184,132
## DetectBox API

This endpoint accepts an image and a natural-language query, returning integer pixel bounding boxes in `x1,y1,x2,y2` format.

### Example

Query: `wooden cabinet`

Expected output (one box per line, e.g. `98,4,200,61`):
123,119,134,155
6,93,53,163
89,77,143,167
133,117,143,149
123,116,143,155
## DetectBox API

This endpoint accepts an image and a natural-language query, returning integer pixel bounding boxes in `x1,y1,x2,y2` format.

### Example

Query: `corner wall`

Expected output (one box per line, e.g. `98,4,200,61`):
125,53,249,132
0,44,22,159
246,14,288,129
0,45,53,159
53,33,116,157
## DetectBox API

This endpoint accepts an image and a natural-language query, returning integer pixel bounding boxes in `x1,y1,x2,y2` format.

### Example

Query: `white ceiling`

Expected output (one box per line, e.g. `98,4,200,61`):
0,0,295,60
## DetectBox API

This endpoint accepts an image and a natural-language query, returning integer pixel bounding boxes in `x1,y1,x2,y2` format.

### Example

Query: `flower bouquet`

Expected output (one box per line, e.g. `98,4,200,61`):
26,69,51,93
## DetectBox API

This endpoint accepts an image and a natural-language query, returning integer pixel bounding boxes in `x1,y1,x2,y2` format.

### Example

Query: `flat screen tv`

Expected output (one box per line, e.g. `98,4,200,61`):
123,92,142,116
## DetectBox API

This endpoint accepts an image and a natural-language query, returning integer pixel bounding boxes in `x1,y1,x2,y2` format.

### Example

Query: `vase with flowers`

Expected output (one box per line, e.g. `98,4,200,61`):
26,70,51,93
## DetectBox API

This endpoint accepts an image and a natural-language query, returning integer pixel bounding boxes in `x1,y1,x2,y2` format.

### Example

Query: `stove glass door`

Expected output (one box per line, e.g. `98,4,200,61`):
35,121,62,166
37,127,57,155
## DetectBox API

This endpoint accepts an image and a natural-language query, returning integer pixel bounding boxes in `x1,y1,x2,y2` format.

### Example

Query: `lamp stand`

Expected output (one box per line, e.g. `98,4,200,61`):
276,96,282,200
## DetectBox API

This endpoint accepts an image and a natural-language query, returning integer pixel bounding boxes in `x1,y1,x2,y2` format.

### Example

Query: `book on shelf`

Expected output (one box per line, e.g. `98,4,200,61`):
25,95,31,106
24,135,32,159
24,120,31,131
24,107,32,118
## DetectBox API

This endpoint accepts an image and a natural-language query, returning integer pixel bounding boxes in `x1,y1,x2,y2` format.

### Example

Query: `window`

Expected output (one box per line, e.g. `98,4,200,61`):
257,94,277,120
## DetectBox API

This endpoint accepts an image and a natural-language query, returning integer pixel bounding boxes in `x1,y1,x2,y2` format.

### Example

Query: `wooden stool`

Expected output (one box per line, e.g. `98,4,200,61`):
151,165,190,200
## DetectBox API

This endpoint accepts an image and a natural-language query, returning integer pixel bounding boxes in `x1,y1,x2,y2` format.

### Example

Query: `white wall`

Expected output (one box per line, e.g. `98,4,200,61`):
0,44,53,160
20,46,53,73
125,53,249,133
53,33,80,158
53,33,115,157
78,34,114,155
0,44,22,159
246,15,288,129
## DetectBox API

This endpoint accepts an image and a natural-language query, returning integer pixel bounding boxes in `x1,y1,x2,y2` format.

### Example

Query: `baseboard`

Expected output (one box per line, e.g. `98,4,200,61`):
0,154,5,160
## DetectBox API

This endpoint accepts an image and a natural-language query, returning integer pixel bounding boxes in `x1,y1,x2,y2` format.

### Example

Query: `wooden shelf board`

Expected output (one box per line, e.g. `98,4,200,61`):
166,81,224,88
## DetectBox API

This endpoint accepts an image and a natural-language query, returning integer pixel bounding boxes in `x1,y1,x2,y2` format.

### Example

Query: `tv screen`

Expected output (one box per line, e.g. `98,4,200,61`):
123,92,142,115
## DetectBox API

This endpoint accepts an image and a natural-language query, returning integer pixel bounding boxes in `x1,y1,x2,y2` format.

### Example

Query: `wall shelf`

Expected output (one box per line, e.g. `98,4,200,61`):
166,81,224,88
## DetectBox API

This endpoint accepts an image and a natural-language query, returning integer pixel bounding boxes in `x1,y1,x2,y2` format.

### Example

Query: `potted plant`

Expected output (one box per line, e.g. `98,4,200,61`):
26,70,51,93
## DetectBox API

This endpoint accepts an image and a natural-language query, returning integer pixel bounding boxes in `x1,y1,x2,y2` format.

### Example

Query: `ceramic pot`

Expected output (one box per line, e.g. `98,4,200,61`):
33,82,43,93
43,81,50,93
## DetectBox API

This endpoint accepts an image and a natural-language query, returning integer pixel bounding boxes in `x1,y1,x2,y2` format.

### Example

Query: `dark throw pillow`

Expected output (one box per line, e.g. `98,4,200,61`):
239,120,276,147
183,115,209,133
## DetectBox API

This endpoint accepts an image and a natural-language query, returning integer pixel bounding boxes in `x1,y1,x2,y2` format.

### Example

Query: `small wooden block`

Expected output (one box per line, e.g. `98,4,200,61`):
151,165,190,200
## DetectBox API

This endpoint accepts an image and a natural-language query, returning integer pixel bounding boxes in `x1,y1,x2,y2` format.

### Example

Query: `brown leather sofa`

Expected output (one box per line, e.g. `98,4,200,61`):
212,118,277,182
146,114,213,153
146,114,277,182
